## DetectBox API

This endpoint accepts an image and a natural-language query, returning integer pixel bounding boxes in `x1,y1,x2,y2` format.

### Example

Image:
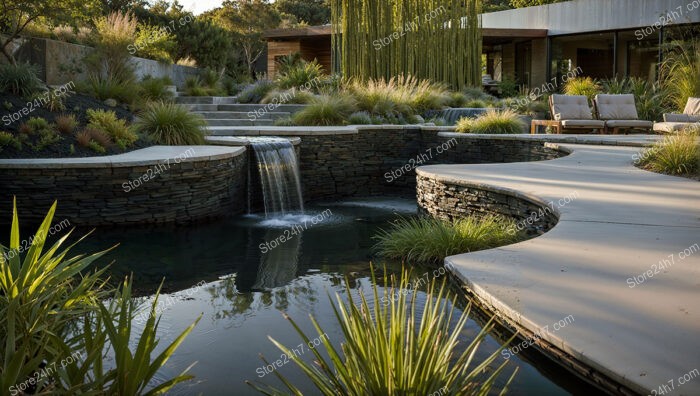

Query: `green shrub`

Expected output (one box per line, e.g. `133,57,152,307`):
261,89,315,105
276,59,324,89
247,265,515,394
86,108,137,148
133,23,176,63
183,76,208,96
498,77,519,98
140,76,174,101
33,128,61,151
26,116,52,133
348,111,372,125
291,95,358,126
0,201,199,395
274,52,303,75
374,215,521,264
563,77,601,101
133,102,206,145
29,90,67,112
456,109,526,134
0,131,21,151
638,129,699,176
237,80,275,104
0,62,43,97
660,38,700,112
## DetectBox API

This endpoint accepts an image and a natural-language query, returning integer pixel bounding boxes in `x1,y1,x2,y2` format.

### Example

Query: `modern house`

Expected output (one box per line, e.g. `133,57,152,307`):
264,0,700,88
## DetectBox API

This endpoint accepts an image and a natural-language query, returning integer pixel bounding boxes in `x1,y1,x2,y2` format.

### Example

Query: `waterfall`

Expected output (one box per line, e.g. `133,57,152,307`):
250,137,304,217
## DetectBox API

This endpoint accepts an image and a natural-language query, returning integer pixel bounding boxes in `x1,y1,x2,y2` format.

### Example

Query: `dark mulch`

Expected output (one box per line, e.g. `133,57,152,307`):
0,91,151,159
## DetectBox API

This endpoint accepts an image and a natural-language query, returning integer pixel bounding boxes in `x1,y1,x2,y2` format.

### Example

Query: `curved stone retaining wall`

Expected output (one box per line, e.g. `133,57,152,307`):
416,174,559,236
0,146,246,226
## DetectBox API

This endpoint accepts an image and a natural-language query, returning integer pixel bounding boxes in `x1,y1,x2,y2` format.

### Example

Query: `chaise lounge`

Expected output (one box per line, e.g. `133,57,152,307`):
594,94,653,134
653,97,700,133
541,94,605,134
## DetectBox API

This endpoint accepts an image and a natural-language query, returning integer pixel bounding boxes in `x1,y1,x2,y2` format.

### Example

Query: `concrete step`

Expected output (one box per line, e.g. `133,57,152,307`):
204,119,275,127
175,96,239,104
193,111,290,120
216,104,307,113
183,104,219,111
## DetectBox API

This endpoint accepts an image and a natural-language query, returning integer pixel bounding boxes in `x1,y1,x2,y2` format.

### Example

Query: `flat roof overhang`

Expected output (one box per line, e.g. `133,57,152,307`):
264,25,547,43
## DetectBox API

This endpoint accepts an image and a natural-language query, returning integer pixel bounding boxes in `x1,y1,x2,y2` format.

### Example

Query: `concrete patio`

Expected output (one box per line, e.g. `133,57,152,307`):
417,139,700,394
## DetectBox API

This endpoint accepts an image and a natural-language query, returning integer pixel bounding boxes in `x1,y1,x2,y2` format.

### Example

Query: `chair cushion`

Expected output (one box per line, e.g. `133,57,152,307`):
683,97,700,115
561,119,605,127
605,120,653,128
551,94,593,120
595,94,639,120
653,122,693,133
664,113,691,122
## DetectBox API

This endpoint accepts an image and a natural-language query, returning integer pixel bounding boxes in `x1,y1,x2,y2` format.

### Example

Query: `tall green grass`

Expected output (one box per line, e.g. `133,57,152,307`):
660,38,700,112
374,215,521,264
247,266,517,395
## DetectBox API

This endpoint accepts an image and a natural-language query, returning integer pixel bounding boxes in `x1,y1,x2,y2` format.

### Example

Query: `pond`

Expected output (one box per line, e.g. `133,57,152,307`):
78,198,589,395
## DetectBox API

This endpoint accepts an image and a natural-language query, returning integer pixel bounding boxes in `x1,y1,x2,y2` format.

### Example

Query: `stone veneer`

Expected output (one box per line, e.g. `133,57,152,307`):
416,176,559,236
0,146,246,226
0,128,569,226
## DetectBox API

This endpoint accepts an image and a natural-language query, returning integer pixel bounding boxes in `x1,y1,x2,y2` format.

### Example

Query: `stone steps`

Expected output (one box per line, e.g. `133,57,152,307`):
204,119,275,127
216,104,306,113
193,111,290,120
175,96,239,104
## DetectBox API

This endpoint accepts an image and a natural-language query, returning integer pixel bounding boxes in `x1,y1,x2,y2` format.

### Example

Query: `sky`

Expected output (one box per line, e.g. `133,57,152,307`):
179,0,224,15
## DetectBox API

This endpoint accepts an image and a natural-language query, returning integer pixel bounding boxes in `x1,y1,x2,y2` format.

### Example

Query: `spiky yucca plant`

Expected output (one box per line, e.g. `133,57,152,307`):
247,266,517,395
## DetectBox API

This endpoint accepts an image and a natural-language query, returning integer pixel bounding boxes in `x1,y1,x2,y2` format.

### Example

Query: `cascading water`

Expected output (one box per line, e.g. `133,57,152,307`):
250,137,304,217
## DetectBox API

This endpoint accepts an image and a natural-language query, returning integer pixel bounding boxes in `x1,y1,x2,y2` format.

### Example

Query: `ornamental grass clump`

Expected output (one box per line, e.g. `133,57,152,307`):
455,109,525,134
347,76,449,118
133,102,206,145
247,266,517,395
291,94,358,126
373,215,521,264
659,38,700,112
637,128,700,177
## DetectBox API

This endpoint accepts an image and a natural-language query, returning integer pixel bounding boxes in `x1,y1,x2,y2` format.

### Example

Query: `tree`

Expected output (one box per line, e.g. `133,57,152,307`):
510,0,564,7
0,0,100,63
209,0,281,78
483,0,512,12
275,0,330,26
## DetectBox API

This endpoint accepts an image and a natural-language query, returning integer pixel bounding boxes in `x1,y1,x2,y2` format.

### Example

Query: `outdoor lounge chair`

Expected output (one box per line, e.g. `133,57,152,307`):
594,94,653,134
653,97,700,133
546,94,605,134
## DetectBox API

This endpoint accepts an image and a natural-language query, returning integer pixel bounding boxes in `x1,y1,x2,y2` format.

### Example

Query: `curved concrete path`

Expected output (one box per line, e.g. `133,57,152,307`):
417,139,700,394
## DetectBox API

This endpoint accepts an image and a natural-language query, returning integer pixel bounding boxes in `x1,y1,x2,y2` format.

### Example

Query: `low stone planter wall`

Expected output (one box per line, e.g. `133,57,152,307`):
0,147,246,226
416,175,559,236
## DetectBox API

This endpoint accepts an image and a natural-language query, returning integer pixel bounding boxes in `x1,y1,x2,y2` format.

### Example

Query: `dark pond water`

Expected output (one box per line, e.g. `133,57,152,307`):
75,198,590,395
